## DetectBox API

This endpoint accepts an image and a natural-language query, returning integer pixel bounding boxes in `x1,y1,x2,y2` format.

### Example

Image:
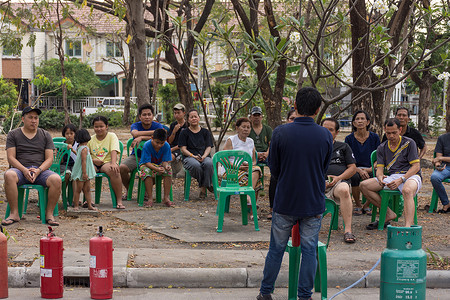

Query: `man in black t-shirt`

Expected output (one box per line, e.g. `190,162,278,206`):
167,103,188,177
381,106,427,159
322,118,357,243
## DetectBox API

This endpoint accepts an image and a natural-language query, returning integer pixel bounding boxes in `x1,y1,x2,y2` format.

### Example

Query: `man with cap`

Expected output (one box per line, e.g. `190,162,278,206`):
119,103,164,199
249,106,273,163
2,106,61,226
168,103,188,177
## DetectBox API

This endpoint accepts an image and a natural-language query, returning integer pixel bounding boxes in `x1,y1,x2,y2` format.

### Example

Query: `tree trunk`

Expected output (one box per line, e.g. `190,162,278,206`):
417,86,432,134
123,44,135,125
56,0,70,124
349,0,371,115
411,71,437,134
126,0,150,107
446,80,450,133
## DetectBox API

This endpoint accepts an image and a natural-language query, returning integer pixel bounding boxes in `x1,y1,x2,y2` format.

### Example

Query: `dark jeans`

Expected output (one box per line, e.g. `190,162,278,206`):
268,176,277,209
260,212,322,298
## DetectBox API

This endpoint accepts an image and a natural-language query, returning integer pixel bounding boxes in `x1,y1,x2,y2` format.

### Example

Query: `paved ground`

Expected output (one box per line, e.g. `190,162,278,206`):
1,129,449,298
6,288,450,300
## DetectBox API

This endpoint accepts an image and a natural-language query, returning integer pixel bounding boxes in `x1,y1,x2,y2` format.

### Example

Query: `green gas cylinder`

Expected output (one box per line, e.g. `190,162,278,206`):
380,225,427,300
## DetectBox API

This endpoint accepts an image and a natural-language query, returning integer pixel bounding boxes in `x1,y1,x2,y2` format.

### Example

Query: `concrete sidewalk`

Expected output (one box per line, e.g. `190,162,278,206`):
6,288,450,300
7,248,450,289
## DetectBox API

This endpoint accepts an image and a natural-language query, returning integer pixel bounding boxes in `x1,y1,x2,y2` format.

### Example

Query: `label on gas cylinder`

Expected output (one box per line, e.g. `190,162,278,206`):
40,255,45,268
90,255,96,268
395,287,418,299
40,268,52,277
93,269,108,278
396,259,419,281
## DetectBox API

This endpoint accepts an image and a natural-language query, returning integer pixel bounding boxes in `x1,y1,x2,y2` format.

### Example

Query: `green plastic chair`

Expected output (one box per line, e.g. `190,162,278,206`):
125,138,140,201
369,150,418,230
184,166,218,201
133,140,173,206
429,152,449,213
93,141,124,207
5,142,70,224
212,150,259,232
52,137,66,143
285,198,338,300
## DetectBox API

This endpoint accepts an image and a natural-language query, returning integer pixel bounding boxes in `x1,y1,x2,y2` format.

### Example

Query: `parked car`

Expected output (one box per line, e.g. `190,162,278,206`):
82,97,135,115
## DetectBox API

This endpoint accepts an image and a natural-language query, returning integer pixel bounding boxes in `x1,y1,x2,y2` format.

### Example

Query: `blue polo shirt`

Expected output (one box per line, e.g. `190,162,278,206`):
130,121,164,156
345,131,380,168
268,117,333,217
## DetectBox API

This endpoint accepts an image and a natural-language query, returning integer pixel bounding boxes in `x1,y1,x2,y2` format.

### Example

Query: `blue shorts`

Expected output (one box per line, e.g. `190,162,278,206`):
11,166,57,187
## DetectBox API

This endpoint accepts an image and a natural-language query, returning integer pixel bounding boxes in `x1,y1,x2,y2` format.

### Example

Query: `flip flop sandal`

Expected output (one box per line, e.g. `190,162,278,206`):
164,201,174,207
116,204,126,209
82,202,96,208
1,218,19,226
46,219,59,226
353,208,363,216
366,220,390,230
344,232,356,243
363,207,372,214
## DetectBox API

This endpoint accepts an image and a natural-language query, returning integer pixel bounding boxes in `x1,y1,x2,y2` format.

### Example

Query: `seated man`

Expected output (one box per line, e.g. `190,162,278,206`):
119,103,163,199
321,118,357,243
381,106,427,159
167,103,187,177
249,106,272,163
361,118,422,229
2,107,61,226
430,129,450,213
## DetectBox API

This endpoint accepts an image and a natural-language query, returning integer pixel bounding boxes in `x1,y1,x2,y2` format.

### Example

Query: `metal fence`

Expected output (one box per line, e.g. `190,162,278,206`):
34,96,137,114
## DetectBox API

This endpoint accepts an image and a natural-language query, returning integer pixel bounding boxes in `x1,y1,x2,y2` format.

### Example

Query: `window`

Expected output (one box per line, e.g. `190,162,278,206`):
2,40,21,57
2,46,20,57
146,41,155,58
65,40,82,57
106,41,122,57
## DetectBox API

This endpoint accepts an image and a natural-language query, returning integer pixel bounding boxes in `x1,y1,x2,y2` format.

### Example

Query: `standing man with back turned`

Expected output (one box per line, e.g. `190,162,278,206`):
257,87,333,300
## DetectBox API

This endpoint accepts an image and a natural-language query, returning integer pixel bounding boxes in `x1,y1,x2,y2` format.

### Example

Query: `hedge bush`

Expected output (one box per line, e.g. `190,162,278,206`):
1,108,136,133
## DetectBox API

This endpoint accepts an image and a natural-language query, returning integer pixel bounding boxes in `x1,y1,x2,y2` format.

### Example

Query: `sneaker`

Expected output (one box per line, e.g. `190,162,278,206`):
256,293,273,300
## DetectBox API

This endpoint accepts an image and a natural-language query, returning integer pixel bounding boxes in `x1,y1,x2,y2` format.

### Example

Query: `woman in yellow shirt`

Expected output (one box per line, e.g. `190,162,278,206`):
88,115,125,209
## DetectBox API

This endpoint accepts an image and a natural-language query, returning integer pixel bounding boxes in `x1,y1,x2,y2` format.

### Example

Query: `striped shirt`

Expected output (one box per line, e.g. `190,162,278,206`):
376,136,421,176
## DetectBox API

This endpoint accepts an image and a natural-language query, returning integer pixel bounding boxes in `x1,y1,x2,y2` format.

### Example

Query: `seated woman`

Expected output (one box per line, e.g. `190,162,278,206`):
88,115,125,209
222,117,263,203
344,110,380,215
178,109,214,200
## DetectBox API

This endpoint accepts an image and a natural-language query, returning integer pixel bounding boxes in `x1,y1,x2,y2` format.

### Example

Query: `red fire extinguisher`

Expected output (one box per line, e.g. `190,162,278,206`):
90,226,113,299
0,226,8,299
40,226,64,299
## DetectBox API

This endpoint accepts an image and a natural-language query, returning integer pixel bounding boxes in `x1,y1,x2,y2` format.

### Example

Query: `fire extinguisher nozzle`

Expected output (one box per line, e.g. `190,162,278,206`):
98,226,103,237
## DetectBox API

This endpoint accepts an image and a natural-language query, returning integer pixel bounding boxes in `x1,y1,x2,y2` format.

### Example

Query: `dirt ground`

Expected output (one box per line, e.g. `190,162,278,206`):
1,128,449,268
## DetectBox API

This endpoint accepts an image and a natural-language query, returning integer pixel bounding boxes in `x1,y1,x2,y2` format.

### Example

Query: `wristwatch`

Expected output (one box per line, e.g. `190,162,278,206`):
401,176,406,183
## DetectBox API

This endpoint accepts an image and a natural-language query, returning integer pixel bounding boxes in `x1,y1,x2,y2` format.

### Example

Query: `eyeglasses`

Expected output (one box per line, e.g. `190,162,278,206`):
252,114,262,117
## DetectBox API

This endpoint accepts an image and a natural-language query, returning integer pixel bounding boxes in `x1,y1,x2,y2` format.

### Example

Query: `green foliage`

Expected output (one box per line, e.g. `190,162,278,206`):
431,107,443,137
407,120,417,129
0,76,19,117
2,109,131,132
157,84,179,123
211,82,226,127
0,226,16,242
35,58,100,98
426,248,449,268
1,113,22,134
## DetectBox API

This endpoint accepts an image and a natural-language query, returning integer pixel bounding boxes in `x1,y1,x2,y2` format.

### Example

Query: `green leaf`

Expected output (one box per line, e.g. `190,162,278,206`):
286,65,301,73
210,69,238,78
